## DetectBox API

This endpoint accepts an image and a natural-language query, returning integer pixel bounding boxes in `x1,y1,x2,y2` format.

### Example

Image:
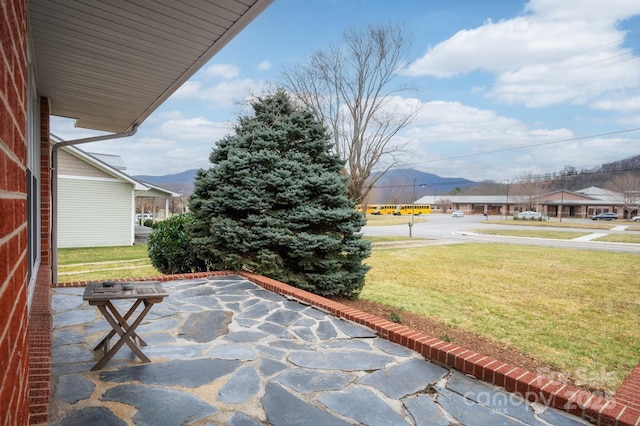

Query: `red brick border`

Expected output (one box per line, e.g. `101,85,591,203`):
28,267,52,425
52,272,640,426
616,362,640,413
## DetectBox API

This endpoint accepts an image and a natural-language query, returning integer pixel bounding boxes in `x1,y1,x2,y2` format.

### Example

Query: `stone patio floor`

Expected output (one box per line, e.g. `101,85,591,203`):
49,275,591,425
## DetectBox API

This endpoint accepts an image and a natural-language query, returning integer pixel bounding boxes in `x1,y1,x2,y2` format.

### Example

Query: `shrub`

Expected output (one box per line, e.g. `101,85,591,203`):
147,213,208,274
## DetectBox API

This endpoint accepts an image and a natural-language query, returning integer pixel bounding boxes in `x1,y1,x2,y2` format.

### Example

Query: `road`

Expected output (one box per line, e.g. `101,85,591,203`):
361,214,640,254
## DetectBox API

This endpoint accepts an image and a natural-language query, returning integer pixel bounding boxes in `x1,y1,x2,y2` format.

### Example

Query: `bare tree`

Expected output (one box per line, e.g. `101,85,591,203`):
435,198,451,213
511,173,551,211
282,23,419,204
607,172,640,218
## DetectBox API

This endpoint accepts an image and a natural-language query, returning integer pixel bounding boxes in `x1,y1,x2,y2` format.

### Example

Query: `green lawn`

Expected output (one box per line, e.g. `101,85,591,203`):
58,241,640,393
484,219,619,230
58,245,159,281
58,245,151,264
364,215,428,226
362,243,639,393
594,233,640,243
472,229,592,240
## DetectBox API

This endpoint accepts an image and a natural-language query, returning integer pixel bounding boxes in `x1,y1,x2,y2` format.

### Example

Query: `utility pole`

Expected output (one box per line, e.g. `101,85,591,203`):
559,173,564,222
408,178,415,237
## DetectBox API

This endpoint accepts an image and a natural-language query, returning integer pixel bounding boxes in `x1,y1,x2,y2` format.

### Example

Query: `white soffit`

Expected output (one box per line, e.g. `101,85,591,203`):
29,0,272,133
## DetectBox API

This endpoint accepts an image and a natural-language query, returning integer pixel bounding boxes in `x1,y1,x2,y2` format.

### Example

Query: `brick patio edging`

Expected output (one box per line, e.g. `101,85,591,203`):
616,365,640,412
28,267,53,425
52,271,640,426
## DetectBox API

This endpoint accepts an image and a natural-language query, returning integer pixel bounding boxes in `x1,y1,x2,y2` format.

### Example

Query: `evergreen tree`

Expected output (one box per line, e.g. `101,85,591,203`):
189,91,371,297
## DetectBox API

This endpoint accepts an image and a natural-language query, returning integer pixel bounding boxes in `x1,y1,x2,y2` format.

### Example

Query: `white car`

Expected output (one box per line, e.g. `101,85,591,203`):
632,216,640,221
451,210,464,217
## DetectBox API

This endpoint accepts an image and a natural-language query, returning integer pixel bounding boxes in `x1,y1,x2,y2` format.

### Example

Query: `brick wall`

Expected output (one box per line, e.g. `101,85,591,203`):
27,99,52,425
0,0,31,425
39,99,50,267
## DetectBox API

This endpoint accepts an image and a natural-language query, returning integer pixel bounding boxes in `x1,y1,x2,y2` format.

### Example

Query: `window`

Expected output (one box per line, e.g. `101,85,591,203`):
26,43,41,312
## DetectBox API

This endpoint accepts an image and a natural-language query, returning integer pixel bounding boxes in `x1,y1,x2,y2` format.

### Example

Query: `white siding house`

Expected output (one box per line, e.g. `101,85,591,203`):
57,147,148,248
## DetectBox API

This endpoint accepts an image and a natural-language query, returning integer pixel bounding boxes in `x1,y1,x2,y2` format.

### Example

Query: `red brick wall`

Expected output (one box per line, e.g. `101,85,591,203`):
39,99,51,266
27,99,52,425
0,0,31,425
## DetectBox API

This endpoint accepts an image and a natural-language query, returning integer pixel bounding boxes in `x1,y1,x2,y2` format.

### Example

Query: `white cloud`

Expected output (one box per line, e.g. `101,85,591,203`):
389,99,639,180
591,95,640,112
50,114,237,175
406,100,572,144
87,134,217,176
258,60,271,71
169,78,270,109
524,0,640,21
156,117,233,141
404,0,640,108
204,63,240,79
171,81,203,101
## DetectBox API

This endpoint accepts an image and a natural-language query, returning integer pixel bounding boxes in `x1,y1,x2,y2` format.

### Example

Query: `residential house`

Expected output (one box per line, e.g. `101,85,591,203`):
56,146,178,248
0,1,272,424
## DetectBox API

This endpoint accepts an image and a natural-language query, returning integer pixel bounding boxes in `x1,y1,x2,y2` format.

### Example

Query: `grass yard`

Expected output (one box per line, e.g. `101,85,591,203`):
484,219,619,230
362,243,640,393
364,215,428,226
471,229,592,240
594,233,640,243
364,236,422,243
58,245,159,281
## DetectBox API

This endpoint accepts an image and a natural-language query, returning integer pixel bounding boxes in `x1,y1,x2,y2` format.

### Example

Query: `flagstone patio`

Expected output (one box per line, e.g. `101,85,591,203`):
49,275,592,425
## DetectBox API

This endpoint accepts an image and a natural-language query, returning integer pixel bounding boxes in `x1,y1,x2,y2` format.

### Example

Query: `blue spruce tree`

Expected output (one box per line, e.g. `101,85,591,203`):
189,91,371,297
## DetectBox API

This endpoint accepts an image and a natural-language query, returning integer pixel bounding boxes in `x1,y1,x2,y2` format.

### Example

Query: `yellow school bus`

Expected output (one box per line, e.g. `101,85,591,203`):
370,204,398,215
393,204,432,216
356,204,380,215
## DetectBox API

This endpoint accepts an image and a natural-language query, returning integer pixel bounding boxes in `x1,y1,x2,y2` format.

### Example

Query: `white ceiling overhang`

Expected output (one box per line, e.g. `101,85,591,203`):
28,0,272,133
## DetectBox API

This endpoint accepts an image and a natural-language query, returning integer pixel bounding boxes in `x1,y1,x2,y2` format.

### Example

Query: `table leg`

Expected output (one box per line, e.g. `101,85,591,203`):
94,299,147,350
91,301,155,370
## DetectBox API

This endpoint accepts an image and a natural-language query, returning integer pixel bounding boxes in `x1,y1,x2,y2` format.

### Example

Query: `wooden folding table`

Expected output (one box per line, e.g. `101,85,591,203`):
83,281,168,371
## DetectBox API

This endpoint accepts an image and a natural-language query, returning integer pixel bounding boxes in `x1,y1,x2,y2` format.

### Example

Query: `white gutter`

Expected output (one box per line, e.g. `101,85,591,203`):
50,126,138,283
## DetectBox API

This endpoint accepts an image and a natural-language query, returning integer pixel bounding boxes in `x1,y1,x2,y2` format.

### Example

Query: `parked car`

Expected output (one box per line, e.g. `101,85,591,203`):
591,212,618,220
517,211,542,219
631,216,640,221
451,210,464,217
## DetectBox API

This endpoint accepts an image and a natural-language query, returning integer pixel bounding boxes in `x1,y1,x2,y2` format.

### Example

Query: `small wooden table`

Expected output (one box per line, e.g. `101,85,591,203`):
83,281,168,371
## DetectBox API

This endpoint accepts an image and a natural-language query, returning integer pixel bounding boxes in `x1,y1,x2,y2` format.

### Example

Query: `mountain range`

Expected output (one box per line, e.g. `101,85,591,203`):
133,168,476,200
133,154,639,200
135,169,199,196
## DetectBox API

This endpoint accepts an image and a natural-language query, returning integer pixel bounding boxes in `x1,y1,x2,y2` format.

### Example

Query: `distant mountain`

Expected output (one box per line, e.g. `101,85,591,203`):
134,153,639,201
367,169,477,203
134,169,199,196
549,154,640,191
134,167,477,200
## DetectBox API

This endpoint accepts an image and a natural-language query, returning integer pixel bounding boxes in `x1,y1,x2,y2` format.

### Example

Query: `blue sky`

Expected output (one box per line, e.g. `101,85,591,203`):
51,0,640,182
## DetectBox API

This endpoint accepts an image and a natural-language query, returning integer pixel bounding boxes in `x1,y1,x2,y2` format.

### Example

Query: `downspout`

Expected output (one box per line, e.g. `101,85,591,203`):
50,126,138,283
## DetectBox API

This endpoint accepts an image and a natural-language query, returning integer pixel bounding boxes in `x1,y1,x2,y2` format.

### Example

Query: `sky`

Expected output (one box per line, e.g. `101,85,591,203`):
50,0,640,183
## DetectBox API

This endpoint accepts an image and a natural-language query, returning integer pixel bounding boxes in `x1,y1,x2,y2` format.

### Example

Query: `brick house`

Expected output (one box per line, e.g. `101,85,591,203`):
0,1,272,424
422,186,634,218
